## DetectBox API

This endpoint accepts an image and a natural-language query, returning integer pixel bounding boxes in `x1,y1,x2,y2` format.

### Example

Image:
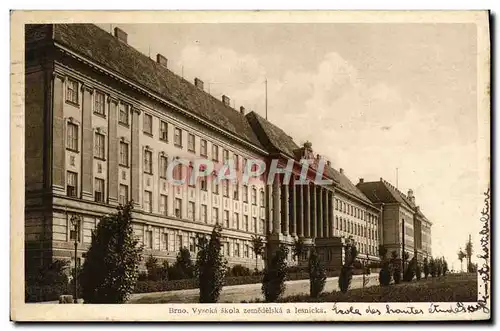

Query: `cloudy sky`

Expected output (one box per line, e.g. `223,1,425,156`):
99,23,481,269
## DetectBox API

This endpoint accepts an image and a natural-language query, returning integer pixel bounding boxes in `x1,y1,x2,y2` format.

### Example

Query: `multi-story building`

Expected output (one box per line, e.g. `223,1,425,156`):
25,24,268,271
25,23,432,275
357,178,432,261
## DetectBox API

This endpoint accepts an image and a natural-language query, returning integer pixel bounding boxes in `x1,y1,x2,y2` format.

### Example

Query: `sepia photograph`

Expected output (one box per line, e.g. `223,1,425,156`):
11,10,490,322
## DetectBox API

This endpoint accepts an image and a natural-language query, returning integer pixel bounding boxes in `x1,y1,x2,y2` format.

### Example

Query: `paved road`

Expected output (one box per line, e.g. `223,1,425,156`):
129,274,378,303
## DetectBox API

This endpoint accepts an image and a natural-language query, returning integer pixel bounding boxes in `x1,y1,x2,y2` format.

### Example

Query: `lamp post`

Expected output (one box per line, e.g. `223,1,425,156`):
70,214,80,303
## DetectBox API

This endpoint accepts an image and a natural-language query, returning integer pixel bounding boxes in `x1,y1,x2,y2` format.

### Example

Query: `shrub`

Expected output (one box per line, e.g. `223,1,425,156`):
423,258,430,279
429,258,437,277
145,255,163,281
196,224,227,303
262,245,288,302
172,247,194,280
229,264,252,277
308,248,326,298
339,242,357,293
403,257,417,282
416,263,422,280
80,202,143,303
442,258,448,276
378,261,391,286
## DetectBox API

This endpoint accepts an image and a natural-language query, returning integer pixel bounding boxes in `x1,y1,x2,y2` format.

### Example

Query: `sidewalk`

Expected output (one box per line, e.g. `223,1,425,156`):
128,273,378,304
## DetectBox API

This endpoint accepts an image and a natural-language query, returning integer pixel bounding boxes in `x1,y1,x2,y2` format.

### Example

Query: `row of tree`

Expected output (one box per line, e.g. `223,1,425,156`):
458,239,475,273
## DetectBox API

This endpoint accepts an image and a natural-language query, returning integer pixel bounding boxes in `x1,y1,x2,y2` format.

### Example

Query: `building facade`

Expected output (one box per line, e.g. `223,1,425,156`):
25,23,432,275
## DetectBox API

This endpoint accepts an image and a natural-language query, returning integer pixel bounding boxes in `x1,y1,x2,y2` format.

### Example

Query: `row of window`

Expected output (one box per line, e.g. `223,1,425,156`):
335,198,378,224
334,216,378,240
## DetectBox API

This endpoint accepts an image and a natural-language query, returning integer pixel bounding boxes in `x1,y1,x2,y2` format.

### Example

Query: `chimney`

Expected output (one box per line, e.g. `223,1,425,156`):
326,160,331,167
339,168,344,174
359,178,364,184
239,106,245,115
114,27,128,44
380,177,383,182
222,95,230,106
408,189,415,204
194,77,204,90
156,54,168,68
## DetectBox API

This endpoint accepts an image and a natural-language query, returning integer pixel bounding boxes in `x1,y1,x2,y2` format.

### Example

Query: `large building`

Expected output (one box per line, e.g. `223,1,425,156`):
25,23,432,274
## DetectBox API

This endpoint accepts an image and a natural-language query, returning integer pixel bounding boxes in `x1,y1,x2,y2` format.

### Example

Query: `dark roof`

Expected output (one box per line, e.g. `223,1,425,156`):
49,24,264,149
330,170,374,205
245,111,300,157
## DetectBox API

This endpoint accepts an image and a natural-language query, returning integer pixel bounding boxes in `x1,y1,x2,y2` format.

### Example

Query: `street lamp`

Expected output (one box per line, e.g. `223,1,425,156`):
69,214,81,303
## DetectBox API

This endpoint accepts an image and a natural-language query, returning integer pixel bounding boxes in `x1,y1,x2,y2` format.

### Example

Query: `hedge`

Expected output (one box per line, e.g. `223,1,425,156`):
133,269,366,294
25,284,70,303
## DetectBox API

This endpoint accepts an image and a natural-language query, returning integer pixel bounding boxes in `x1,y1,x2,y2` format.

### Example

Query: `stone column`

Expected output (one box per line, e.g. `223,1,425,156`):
318,187,323,238
130,106,140,207
281,181,289,236
324,190,330,237
272,177,281,234
51,73,65,193
81,84,94,200
311,184,317,238
107,97,119,204
297,183,304,237
266,183,273,234
291,181,297,236
329,191,335,237
304,183,311,237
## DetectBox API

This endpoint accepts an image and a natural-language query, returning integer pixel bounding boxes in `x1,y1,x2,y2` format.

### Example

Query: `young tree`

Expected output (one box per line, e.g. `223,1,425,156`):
390,250,401,284
465,241,473,272
423,257,430,279
429,257,437,277
171,247,195,279
378,244,391,286
196,224,228,303
262,245,288,302
80,202,143,303
292,237,306,263
339,240,358,293
442,257,449,276
403,256,417,282
415,262,422,281
145,255,161,281
308,247,326,298
251,235,265,272
458,249,466,272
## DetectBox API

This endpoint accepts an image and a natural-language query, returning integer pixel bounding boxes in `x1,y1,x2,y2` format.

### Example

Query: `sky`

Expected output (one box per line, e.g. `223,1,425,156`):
98,23,482,270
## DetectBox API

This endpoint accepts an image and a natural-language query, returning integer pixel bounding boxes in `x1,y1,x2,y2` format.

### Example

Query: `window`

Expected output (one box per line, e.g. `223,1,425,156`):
119,142,129,166
224,242,230,256
223,179,229,197
66,78,79,104
223,210,229,228
143,113,153,135
94,178,105,202
144,191,152,212
335,216,339,229
335,199,339,210
94,132,105,159
223,149,229,164
119,184,128,205
160,194,168,216
234,243,240,257
94,91,105,115
212,177,219,194
177,235,183,250
244,215,249,232
233,154,239,170
188,133,195,153
233,184,239,200
260,190,265,206
242,158,247,172
174,127,182,147
175,198,182,218
162,233,169,251
145,230,153,249
144,150,152,174
243,185,248,203
119,103,129,125
69,219,81,242
212,144,219,162
260,219,265,234
160,121,168,141
253,217,257,233
200,177,207,191
251,187,257,205
244,244,249,258
158,155,168,178
200,139,208,157
66,171,78,197
173,164,183,181
201,205,207,223
212,207,219,224
233,213,239,229
188,202,195,221
189,237,196,253
66,122,78,151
